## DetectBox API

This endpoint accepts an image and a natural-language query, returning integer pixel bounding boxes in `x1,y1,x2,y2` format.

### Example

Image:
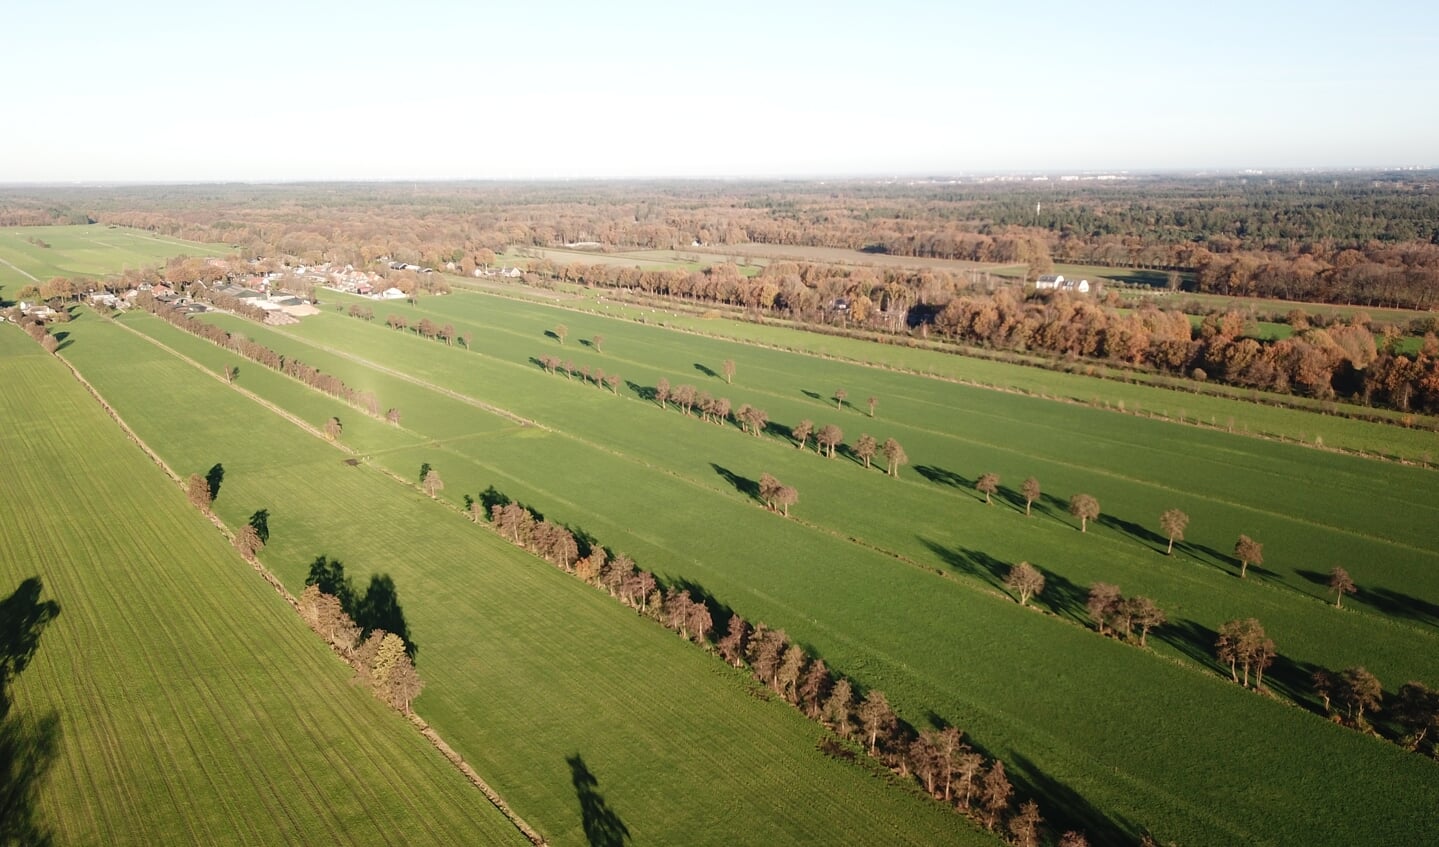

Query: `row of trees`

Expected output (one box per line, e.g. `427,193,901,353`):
536,355,622,394
298,584,423,713
464,484,1095,844
375,310,473,349
132,293,387,418
1312,668,1439,757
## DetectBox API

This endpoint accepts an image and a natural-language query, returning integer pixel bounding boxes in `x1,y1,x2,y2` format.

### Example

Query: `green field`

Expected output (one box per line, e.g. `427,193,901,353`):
0,327,524,846
0,224,232,289
53,311,989,847
157,287,1439,846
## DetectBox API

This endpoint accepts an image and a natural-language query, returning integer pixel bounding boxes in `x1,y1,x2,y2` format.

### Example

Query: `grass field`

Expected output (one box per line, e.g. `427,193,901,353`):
697,243,1007,273
525,290,1439,460
161,289,1439,845
54,311,991,847
0,224,232,289
0,326,524,846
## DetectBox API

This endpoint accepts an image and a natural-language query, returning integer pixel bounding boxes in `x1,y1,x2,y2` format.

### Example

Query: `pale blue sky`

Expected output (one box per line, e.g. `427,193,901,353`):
3,0,1434,181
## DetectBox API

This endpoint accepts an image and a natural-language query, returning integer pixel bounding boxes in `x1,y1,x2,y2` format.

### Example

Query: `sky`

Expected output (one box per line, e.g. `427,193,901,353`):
2,0,1435,181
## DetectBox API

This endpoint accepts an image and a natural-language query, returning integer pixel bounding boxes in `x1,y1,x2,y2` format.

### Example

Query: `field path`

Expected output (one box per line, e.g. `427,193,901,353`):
0,253,40,281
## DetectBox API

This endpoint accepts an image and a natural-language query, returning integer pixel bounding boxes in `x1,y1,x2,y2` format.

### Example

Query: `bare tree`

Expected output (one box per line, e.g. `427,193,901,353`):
1216,618,1275,689
1086,583,1123,635
1338,666,1383,725
1009,800,1043,847
186,473,212,511
774,485,798,517
792,419,813,450
975,472,999,505
1069,494,1100,533
324,416,342,441
833,388,848,410
1392,681,1439,753
1004,562,1045,607
980,760,1013,831
385,407,402,426
882,438,907,478
422,468,444,499
655,377,670,409
1328,566,1357,608
233,524,264,558
592,333,604,353
858,690,897,755
866,395,877,417
855,434,878,468
1160,509,1189,555
1126,596,1166,646
717,614,749,667
722,358,735,384
816,424,843,458
223,364,237,383
1021,476,1040,517
823,678,855,737
1234,534,1263,579
554,323,568,344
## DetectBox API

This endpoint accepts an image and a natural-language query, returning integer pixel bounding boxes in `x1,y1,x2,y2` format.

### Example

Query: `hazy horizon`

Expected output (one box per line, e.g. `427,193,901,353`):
6,0,1436,182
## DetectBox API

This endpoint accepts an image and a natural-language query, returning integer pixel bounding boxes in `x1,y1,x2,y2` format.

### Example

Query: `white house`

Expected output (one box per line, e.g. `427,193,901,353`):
1035,274,1089,294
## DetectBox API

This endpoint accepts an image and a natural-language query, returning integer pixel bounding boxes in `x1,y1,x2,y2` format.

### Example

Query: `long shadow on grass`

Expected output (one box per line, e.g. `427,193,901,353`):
624,380,656,403
712,463,761,504
1363,585,1439,629
693,362,718,379
1,576,63,847
1096,513,1168,554
1008,753,1139,845
567,754,630,847
915,465,976,493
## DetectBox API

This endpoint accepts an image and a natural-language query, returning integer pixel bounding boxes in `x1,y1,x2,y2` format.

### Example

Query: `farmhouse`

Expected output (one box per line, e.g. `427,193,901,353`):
1035,274,1090,294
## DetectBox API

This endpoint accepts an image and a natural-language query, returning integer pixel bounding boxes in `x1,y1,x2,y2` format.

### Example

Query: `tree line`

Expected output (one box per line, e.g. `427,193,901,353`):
132,292,388,418
459,481,1102,845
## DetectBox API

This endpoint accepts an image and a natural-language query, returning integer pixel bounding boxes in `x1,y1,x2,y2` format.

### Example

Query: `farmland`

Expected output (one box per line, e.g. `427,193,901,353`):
0,224,231,288
135,285,1439,845
51,311,988,847
0,327,523,846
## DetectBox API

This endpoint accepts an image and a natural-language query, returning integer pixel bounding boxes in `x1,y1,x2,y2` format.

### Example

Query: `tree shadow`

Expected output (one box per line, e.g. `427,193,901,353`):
527,356,549,372
914,464,974,491
1174,540,1237,572
1095,513,1167,553
1363,585,1439,629
544,330,561,343
248,509,270,544
1,576,63,847
764,420,793,441
579,338,595,349
693,362,717,379
566,754,630,847
1008,753,1139,846
1,577,61,718
355,573,416,660
1153,618,1222,676
801,389,824,403
205,463,225,502
624,380,655,403
1028,561,1090,624
711,464,760,503
919,539,1005,589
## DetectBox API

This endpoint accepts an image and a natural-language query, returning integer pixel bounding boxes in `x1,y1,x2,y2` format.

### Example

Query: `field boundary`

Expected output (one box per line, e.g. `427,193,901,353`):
55,315,551,847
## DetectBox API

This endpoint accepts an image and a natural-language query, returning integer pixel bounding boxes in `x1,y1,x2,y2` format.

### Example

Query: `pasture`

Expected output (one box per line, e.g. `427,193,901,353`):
0,224,231,289
168,288,1439,846
0,326,522,846
55,311,988,847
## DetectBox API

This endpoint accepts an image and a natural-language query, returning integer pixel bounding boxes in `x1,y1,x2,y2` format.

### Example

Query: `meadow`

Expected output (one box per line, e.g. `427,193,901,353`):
0,224,231,288
156,287,1439,845
53,311,989,847
0,327,524,846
